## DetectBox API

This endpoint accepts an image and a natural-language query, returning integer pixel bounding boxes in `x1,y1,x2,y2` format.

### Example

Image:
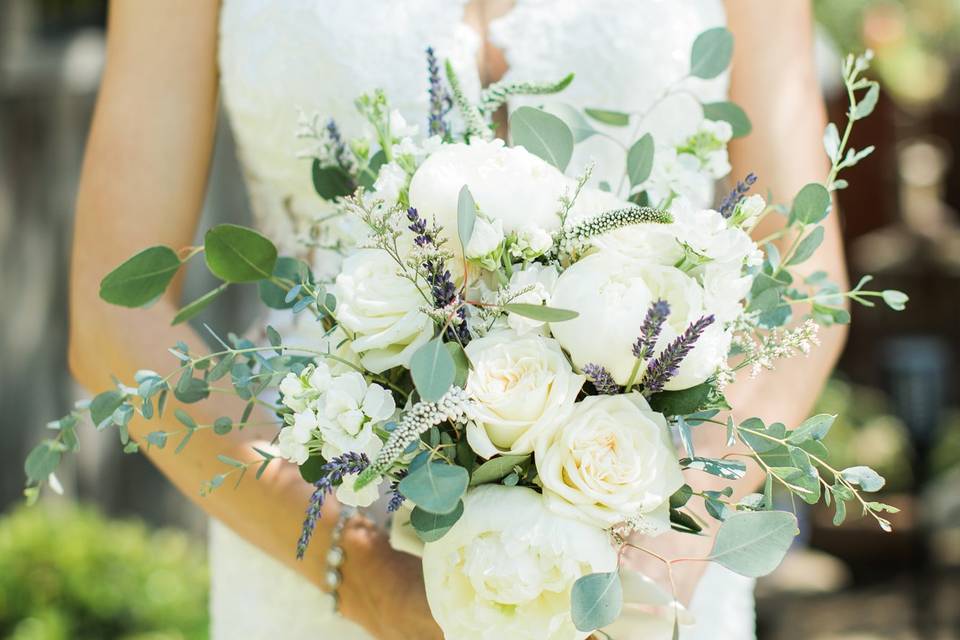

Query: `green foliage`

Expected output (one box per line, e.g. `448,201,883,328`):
505,303,578,323
509,106,574,171
456,185,477,252
788,183,832,226
570,571,623,632
690,27,734,79
543,104,597,142
626,134,655,187
398,462,469,514
258,257,312,310
583,108,630,127
410,502,464,543
99,247,181,308
203,224,278,283
410,339,456,403
702,101,752,138
0,506,208,640
172,284,229,326
708,511,798,577
469,454,530,486
648,382,715,416
311,161,354,200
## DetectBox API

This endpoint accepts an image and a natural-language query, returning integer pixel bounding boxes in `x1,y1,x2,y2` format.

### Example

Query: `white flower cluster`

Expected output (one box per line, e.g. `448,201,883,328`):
276,362,395,465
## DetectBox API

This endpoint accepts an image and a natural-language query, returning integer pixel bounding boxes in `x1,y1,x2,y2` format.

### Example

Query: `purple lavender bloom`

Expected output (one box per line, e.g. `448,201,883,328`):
296,452,370,559
632,299,670,360
407,207,433,246
643,315,716,394
326,118,351,171
719,172,758,218
387,469,409,513
426,47,453,138
583,363,620,395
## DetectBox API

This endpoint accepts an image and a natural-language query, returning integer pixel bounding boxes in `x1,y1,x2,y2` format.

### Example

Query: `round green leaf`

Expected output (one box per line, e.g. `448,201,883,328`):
410,338,456,403
410,501,464,542
99,246,181,307
544,103,598,142
702,101,752,138
258,257,312,310
787,413,835,444
840,466,885,492
626,133,655,187
690,27,734,79
571,571,623,632
398,462,469,514
647,382,713,416
881,290,908,311
24,443,61,484
469,454,530,486
90,390,125,429
204,224,278,283
312,160,354,200
509,106,574,171
709,511,798,578
789,183,831,226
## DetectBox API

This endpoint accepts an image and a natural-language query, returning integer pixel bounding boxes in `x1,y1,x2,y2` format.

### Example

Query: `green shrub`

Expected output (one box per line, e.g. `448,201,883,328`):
0,505,208,640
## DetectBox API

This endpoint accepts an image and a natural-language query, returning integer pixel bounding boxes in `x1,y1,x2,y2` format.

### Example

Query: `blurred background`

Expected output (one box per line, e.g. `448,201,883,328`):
1,0,959,638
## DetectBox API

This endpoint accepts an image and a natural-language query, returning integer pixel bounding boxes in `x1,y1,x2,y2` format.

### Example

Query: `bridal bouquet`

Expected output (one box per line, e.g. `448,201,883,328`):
28,31,907,639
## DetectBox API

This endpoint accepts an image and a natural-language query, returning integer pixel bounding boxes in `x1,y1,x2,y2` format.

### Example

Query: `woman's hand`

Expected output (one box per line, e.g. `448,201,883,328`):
339,519,443,640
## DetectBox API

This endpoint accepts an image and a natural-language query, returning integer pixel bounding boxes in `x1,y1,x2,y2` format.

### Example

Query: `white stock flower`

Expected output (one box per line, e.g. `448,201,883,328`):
333,249,434,372
275,362,395,464
510,224,554,261
733,193,766,228
408,139,620,261
335,472,383,508
422,485,617,640
673,207,760,267
464,216,505,270
371,161,407,205
505,263,559,335
550,252,728,389
536,393,684,530
464,331,583,458
388,109,418,139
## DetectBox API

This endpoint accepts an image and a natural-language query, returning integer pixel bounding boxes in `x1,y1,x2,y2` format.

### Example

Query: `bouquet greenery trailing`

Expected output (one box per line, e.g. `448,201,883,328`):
27,30,907,639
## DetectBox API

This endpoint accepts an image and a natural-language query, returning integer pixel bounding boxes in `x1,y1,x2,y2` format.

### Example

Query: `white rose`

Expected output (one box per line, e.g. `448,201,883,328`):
371,161,407,205
422,485,616,640
550,253,727,389
336,472,383,508
464,216,505,270
536,393,685,530
505,263,559,335
333,249,434,372
408,139,621,261
464,331,583,458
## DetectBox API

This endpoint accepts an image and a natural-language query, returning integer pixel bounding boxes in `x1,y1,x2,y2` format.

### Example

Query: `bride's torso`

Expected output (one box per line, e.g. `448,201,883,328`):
212,1,754,638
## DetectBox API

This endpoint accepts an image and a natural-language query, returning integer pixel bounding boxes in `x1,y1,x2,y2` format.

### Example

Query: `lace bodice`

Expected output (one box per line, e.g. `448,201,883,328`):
213,1,754,638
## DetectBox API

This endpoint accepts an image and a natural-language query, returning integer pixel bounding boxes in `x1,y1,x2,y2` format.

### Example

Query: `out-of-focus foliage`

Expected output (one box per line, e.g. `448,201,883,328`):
815,377,913,491
815,0,960,105
0,506,208,640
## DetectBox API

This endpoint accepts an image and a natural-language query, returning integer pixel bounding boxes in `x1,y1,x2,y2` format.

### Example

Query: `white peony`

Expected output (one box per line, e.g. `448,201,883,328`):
504,263,559,335
536,393,685,530
333,249,434,373
464,331,583,458
407,139,622,261
422,485,617,640
549,252,728,390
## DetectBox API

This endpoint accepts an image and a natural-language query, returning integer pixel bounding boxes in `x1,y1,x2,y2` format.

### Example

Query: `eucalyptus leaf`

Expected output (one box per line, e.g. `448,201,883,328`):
410,338,456,403
543,103,597,142
509,106,574,171
457,185,477,251
787,414,835,444
146,431,168,449
507,303,579,322
854,83,880,120
90,391,125,429
410,501,464,542
788,183,831,226
571,571,623,632
469,454,530,486
445,341,470,388
648,382,713,416
786,226,825,266
626,134,655,187
24,444,61,484
398,462,469,514
690,27,734,79
584,108,630,127
709,511,798,577
99,246,181,307
702,101,752,138
823,123,841,162
258,257,312,310
204,224,278,283
881,290,908,311
172,283,229,325
840,466,885,492
311,160,354,200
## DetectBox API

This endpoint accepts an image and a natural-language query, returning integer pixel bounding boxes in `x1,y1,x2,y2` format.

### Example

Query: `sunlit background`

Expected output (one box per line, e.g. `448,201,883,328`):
1,1,959,638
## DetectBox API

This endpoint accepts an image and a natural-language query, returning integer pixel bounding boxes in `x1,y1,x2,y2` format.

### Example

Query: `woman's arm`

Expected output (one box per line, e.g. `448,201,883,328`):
69,3,439,638
623,0,849,602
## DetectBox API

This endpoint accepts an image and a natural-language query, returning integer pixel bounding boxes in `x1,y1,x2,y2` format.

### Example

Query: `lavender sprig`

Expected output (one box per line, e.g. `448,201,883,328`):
632,300,670,360
296,452,370,559
326,118,351,172
387,469,409,513
426,47,452,138
719,172,757,218
583,363,620,395
643,315,716,394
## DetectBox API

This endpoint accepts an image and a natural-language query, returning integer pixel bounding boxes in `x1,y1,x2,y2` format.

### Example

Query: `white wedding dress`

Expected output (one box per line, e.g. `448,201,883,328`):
211,1,756,638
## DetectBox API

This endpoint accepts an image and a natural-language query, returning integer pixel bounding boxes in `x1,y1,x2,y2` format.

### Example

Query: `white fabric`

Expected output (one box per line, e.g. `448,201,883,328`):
214,1,755,638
